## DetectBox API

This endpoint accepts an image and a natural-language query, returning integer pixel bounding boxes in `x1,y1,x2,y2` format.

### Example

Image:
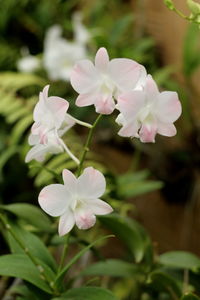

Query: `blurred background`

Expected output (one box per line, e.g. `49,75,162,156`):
0,0,200,257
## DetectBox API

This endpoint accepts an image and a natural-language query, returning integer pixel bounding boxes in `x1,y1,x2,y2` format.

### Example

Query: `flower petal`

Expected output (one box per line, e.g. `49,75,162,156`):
95,47,109,72
58,210,75,236
77,167,106,200
62,169,77,195
28,134,39,145
70,60,99,94
75,209,96,230
144,74,159,96
25,144,49,162
116,91,146,122
33,85,49,122
139,121,157,143
108,58,147,92
95,94,115,115
75,92,98,107
157,122,177,137
88,199,113,215
155,91,182,123
38,184,71,217
47,96,69,128
117,121,139,138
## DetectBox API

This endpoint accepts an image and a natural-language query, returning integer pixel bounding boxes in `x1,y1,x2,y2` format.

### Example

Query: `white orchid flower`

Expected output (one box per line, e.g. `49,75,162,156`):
43,25,87,81
72,12,91,45
25,85,79,163
17,48,40,73
38,167,113,236
116,75,182,143
70,47,147,115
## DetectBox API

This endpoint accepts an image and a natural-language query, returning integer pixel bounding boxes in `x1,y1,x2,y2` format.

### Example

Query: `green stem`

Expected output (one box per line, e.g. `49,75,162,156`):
77,114,103,176
0,214,56,294
58,234,69,273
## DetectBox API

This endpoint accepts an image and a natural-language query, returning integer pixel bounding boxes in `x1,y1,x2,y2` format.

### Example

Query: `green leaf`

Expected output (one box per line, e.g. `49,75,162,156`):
117,170,163,198
55,286,119,300
0,145,19,177
99,214,148,263
181,293,200,300
0,203,52,232
55,235,114,284
81,259,139,277
0,72,45,91
109,14,134,45
5,221,57,272
159,251,200,271
10,114,33,144
149,270,182,298
0,254,53,294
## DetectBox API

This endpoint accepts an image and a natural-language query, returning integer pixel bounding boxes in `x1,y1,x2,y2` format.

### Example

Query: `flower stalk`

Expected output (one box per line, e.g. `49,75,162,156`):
77,114,103,176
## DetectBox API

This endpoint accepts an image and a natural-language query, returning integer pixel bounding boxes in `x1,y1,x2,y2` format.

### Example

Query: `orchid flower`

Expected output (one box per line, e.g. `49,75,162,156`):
70,47,147,115
25,85,79,163
17,48,41,73
38,167,113,236
116,75,182,143
72,12,91,45
43,24,88,81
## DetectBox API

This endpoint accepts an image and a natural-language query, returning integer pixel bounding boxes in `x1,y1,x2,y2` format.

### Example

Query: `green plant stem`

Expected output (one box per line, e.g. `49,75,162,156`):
58,234,69,273
0,213,56,294
77,114,103,176
165,2,200,24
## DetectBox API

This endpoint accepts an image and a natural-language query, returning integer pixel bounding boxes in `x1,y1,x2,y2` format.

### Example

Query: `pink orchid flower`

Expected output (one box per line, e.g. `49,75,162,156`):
38,167,113,236
70,47,147,115
25,85,77,163
116,75,182,143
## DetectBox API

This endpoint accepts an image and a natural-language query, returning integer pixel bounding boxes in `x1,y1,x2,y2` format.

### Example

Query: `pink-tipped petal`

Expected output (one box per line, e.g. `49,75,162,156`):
156,91,182,123
89,199,113,215
62,169,77,195
95,94,115,115
70,60,99,94
157,122,177,137
109,58,146,92
77,167,106,200
38,184,70,217
75,210,96,230
95,47,109,72
139,123,157,143
58,210,75,236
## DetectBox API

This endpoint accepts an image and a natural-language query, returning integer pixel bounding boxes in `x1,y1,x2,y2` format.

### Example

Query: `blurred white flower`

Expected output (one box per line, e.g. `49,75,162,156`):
17,49,40,73
43,13,90,81
72,12,91,45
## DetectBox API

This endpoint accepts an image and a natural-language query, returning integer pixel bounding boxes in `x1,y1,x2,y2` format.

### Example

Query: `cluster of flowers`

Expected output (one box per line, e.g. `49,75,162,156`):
26,47,182,236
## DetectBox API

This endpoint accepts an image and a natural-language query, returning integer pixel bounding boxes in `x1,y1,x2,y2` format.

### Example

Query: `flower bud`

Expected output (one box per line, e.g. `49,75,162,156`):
187,0,200,15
